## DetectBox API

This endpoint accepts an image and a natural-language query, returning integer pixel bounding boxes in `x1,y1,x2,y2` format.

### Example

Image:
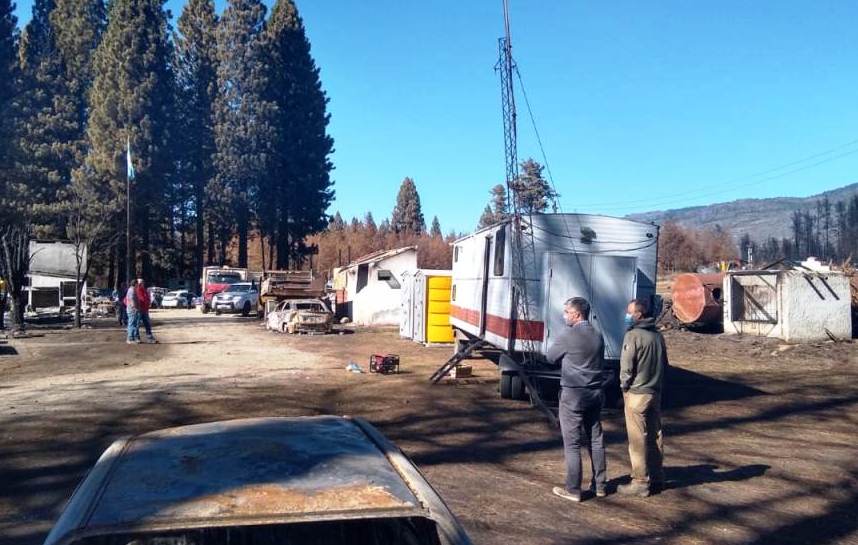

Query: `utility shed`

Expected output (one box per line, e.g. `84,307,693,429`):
723,270,852,342
334,246,417,326
400,270,454,344
26,241,86,311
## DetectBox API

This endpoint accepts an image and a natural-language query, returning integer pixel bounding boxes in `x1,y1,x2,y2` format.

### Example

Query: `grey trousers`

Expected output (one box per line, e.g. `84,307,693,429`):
559,387,607,493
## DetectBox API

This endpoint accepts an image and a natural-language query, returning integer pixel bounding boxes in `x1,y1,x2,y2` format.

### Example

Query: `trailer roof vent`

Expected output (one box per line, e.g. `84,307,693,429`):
580,226,597,244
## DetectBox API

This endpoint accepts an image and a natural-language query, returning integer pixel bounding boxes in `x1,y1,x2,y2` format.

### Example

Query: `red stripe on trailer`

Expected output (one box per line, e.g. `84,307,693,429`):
450,305,544,342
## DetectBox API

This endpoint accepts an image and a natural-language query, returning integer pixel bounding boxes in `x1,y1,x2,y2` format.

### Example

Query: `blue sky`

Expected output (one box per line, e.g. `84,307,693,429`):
13,1,858,233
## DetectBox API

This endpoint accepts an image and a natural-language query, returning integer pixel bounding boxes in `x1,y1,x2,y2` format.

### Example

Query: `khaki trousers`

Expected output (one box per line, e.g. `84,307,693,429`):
623,391,664,485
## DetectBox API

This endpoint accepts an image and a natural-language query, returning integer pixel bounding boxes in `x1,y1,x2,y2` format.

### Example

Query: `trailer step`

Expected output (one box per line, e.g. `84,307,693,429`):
429,339,489,384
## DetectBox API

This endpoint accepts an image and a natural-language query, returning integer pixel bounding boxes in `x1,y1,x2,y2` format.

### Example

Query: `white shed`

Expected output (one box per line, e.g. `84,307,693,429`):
723,269,852,343
26,241,87,311
334,246,418,326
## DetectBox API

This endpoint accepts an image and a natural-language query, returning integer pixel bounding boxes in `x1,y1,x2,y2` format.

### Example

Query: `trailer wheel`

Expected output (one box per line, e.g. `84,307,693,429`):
510,373,525,400
200,304,209,314
499,372,513,399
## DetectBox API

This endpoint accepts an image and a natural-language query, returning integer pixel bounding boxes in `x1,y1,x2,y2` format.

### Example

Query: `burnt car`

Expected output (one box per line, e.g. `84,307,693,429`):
44,416,472,545
266,298,333,334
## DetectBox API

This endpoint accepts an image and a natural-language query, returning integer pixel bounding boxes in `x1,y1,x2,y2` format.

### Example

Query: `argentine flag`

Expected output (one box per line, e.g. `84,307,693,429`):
126,137,136,180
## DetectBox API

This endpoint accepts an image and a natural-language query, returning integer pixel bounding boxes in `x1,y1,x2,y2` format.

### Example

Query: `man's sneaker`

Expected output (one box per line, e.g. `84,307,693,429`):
126,340,140,345
617,482,651,497
594,485,607,498
552,486,582,503
144,337,158,344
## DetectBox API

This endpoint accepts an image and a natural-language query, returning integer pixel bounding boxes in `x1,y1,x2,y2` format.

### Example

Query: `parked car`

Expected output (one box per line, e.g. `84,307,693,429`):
266,298,333,334
161,290,194,309
212,282,259,316
43,416,472,545
147,287,168,308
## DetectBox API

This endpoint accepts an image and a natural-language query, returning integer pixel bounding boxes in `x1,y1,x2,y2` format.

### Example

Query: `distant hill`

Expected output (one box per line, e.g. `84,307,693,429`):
627,182,858,242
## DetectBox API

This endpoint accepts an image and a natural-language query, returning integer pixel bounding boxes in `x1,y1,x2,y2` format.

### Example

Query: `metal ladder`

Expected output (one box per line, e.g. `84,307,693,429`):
429,340,488,384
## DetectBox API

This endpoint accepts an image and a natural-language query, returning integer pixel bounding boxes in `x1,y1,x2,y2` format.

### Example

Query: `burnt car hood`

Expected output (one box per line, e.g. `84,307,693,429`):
43,416,471,545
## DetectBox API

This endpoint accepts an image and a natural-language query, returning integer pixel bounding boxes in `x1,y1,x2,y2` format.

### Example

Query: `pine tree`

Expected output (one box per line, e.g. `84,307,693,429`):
214,0,272,268
12,0,73,235
477,205,494,229
330,211,345,231
84,0,175,281
174,0,218,277
364,212,377,235
430,216,442,238
265,0,334,268
391,177,425,234
0,0,19,228
509,158,557,214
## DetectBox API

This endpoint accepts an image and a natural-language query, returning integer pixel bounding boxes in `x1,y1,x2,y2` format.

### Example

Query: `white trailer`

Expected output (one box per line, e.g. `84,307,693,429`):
448,213,659,401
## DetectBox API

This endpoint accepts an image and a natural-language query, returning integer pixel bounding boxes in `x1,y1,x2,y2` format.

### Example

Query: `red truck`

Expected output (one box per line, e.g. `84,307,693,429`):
199,266,248,314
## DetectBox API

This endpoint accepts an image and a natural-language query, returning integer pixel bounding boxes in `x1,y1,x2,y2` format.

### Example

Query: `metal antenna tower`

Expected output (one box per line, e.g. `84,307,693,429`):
496,0,539,364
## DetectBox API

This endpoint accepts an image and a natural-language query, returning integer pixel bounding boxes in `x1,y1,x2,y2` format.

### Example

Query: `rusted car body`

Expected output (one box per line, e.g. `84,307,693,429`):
43,416,472,545
266,298,333,334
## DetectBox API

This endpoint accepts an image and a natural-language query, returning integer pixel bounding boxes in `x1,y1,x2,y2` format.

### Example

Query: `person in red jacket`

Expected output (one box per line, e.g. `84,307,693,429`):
135,278,157,343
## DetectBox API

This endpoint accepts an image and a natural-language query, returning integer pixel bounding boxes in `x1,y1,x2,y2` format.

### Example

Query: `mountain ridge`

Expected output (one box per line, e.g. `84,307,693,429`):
626,182,858,241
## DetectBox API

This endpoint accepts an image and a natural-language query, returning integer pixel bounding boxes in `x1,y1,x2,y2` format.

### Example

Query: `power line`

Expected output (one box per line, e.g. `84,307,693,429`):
573,137,858,209
591,146,858,212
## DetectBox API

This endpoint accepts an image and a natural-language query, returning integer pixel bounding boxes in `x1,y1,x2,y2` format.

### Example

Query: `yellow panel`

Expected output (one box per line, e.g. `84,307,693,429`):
429,301,450,315
427,324,454,343
428,288,450,302
427,313,451,326
427,276,452,289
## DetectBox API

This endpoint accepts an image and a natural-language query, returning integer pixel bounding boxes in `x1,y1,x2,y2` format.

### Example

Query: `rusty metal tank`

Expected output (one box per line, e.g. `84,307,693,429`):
671,273,725,324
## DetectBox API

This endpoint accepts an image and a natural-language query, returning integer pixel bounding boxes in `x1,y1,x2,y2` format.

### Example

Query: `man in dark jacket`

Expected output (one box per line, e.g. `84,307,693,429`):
547,297,607,502
619,298,668,497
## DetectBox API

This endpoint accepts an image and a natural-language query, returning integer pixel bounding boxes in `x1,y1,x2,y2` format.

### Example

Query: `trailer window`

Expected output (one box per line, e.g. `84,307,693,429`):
454,246,459,262
493,227,505,276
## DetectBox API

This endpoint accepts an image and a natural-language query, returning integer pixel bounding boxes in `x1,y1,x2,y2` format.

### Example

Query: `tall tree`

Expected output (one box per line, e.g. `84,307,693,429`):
174,0,218,279
84,0,175,281
478,183,509,228
214,0,272,268
0,0,19,332
430,216,442,238
265,0,334,268
509,158,557,214
391,177,425,234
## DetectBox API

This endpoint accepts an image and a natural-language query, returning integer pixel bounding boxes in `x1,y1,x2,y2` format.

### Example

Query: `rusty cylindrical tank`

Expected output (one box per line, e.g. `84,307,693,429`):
671,273,725,324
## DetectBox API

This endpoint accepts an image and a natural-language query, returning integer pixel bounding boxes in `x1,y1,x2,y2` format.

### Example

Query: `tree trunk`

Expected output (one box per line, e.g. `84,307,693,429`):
74,256,83,329
276,215,288,270
207,221,215,266
218,226,229,266
0,227,30,335
259,231,266,273
237,204,248,268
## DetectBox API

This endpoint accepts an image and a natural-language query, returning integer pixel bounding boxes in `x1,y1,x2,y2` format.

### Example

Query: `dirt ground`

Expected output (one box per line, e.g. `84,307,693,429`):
1,310,856,545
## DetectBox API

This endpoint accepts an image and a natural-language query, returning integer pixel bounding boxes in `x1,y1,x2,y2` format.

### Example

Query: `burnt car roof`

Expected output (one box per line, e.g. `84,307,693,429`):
44,416,471,545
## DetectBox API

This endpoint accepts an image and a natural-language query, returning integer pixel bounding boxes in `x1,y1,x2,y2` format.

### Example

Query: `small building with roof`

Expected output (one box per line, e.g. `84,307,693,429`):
332,246,417,326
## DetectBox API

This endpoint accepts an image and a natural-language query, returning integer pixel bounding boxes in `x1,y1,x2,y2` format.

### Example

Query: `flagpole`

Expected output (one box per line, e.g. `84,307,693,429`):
126,136,133,286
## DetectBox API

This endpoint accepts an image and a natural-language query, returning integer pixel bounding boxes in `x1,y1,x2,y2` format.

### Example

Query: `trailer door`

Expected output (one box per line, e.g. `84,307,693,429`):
590,255,637,359
544,254,593,348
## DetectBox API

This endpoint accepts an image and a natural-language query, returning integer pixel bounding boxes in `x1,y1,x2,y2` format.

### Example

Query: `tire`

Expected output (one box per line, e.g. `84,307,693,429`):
201,304,209,314
215,309,221,316
510,373,525,400
241,302,251,317
499,372,513,399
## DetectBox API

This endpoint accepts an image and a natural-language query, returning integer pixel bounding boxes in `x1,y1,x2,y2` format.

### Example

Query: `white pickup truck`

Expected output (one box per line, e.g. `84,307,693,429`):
211,282,259,317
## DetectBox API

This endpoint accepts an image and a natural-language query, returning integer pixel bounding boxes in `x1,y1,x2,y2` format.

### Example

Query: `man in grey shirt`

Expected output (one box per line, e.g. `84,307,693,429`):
547,297,607,502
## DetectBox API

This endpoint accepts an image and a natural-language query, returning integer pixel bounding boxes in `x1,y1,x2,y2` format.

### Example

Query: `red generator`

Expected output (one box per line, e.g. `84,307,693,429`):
369,354,400,374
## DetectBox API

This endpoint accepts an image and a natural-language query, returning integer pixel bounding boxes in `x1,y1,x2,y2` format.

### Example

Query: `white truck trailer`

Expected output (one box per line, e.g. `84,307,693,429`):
446,213,659,404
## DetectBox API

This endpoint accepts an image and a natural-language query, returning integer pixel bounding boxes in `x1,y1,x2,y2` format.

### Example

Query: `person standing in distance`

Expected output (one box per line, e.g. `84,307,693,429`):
547,296,607,502
618,298,668,497
135,278,157,344
125,279,140,345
